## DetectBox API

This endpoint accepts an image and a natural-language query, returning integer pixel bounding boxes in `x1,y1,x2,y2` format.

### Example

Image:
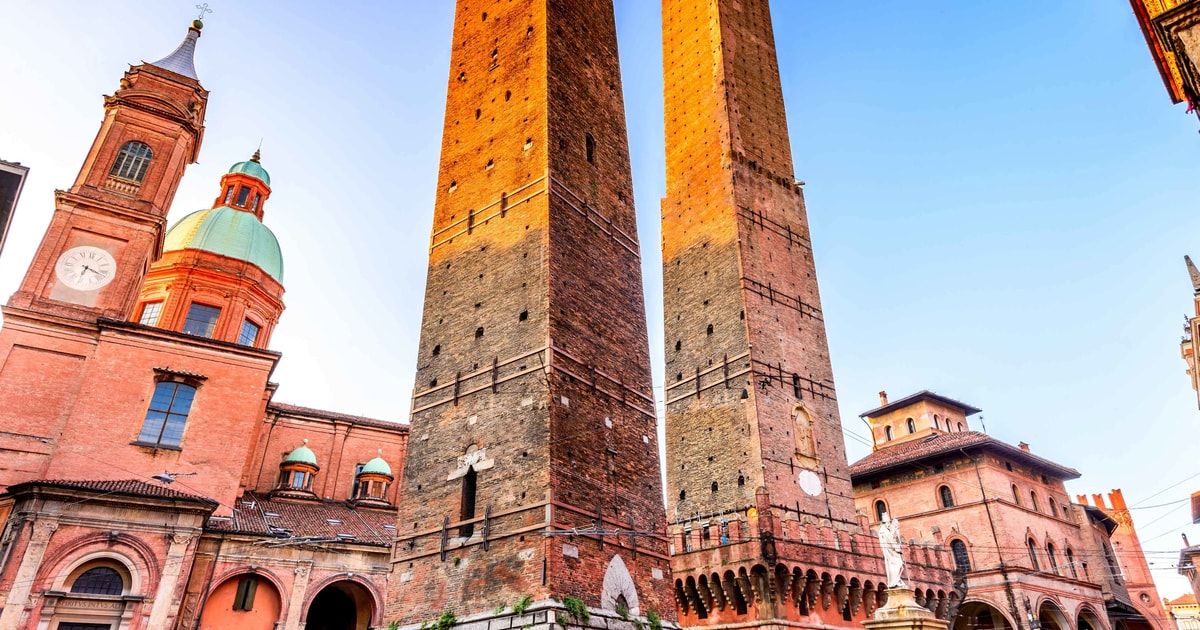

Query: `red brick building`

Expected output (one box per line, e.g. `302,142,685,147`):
851,391,1166,630
0,20,407,630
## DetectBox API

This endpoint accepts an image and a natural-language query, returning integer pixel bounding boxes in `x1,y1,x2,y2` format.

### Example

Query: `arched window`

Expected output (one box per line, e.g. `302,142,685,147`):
136,381,197,448
109,141,153,183
1046,542,1059,574
884,426,894,441
874,500,888,522
1011,484,1021,506
933,415,940,430
1065,548,1078,578
1027,538,1040,570
938,485,954,508
906,418,916,434
957,422,964,431
1030,491,1040,512
71,566,124,595
1049,497,1059,518
950,539,971,573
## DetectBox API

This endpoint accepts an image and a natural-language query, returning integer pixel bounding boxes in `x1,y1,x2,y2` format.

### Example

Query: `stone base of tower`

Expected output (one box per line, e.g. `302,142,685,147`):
394,600,681,630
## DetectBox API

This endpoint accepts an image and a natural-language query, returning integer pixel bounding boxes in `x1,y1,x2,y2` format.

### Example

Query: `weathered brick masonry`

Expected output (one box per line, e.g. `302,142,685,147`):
387,0,670,623
660,1,955,627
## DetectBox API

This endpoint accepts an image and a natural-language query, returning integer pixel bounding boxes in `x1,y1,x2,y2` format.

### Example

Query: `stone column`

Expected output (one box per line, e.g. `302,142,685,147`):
861,589,950,630
145,532,194,629
0,518,58,630
284,563,313,630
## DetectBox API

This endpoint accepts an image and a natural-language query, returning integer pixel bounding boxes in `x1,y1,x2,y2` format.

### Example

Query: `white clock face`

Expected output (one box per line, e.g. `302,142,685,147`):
55,246,117,291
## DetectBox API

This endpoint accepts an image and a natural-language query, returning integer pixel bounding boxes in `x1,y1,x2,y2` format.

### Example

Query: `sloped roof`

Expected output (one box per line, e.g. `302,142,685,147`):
207,492,394,547
148,26,201,80
859,390,982,418
849,431,1080,480
10,479,216,506
1169,593,1197,607
269,402,407,432
163,206,283,282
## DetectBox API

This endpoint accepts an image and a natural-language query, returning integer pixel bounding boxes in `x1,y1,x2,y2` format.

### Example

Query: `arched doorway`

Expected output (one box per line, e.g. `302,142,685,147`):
953,601,1015,630
306,581,374,630
1078,607,1105,630
1039,601,1071,630
198,573,283,630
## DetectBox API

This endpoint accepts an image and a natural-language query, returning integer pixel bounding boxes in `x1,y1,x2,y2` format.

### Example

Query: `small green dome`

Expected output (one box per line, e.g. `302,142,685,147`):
283,439,318,466
163,206,283,282
361,450,392,476
228,158,270,186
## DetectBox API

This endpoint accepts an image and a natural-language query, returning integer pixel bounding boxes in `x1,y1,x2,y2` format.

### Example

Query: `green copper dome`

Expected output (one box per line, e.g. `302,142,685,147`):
283,440,318,466
360,451,392,476
163,206,283,282
228,157,270,186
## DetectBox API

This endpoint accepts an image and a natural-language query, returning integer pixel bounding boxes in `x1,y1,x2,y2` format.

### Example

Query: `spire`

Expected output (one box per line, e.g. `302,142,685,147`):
1186,255,1200,294
148,21,203,80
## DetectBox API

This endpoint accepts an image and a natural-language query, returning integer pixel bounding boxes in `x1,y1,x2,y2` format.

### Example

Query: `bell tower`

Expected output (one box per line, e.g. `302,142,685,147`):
7,21,207,322
387,1,670,624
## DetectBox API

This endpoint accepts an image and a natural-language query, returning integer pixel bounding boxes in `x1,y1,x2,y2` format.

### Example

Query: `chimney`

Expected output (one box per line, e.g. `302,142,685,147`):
879,391,888,405
1018,441,1030,452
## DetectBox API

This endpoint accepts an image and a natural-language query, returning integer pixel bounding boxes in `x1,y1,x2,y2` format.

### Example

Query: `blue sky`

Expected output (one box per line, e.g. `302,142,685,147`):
1,1,1198,596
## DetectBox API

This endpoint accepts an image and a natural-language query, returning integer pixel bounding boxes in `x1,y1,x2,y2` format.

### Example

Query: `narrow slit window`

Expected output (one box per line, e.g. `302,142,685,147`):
233,577,258,611
585,133,596,164
459,467,478,537
224,185,235,204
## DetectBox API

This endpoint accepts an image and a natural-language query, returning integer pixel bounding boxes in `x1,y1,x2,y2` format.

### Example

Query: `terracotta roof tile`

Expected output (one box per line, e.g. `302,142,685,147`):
849,431,1080,480
12,479,217,505
206,492,395,547
268,402,408,432
1169,593,1197,607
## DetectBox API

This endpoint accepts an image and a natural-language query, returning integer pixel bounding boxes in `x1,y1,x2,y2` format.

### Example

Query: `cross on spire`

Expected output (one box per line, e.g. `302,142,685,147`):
195,3,212,21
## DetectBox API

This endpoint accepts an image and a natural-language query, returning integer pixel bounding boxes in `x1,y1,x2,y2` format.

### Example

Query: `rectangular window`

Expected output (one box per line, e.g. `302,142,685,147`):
139,301,163,326
233,577,258,611
238,320,260,346
137,381,196,448
352,463,365,497
182,303,221,337
291,471,306,489
251,193,262,212
236,186,251,206
223,185,235,204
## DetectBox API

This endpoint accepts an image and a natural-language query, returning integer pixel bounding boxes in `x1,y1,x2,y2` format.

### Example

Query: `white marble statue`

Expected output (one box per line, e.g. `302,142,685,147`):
878,512,906,588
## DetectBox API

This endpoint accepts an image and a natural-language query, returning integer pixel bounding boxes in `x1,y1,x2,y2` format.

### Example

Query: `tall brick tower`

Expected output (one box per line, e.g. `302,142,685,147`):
387,1,671,626
661,2,953,627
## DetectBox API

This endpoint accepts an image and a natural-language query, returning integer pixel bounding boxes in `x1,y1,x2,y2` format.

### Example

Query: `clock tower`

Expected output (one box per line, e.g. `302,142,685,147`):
6,21,208,322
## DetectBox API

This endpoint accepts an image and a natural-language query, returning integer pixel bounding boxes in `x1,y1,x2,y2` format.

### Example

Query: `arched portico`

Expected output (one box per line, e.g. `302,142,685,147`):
1039,599,1072,630
953,600,1016,630
304,580,377,630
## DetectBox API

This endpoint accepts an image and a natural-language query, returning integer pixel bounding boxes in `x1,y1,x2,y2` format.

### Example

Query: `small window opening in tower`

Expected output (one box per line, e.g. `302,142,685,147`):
737,475,745,486
449,181,458,192
957,422,963,431
459,467,477,537
679,490,686,501
675,340,681,351
486,159,494,170
481,12,487,21
884,426,893,441
475,327,484,338
432,345,440,356
251,193,262,212
236,186,251,206
706,324,713,335
792,374,801,399
874,500,887,522
223,185,234,204
585,133,596,164
906,418,916,434
505,90,512,101
711,482,718,493
519,310,528,321
475,109,482,120
740,310,745,320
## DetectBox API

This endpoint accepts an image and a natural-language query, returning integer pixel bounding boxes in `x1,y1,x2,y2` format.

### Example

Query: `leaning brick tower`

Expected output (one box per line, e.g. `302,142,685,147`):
661,1,953,627
386,1,671,626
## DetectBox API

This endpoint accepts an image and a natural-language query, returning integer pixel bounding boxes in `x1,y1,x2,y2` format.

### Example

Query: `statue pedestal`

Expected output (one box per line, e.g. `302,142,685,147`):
862,589,950,630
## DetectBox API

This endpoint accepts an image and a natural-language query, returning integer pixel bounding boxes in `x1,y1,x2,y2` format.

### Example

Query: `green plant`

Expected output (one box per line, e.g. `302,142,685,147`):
513,595,533,616
387,622,401,630
495,605,508,615
646,610,662,630
423,611,456,630
561,595,590,625
615,601,630,620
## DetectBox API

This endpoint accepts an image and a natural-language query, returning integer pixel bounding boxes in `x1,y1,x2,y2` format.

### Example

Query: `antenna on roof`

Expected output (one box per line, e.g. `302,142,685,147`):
979,415,986,433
